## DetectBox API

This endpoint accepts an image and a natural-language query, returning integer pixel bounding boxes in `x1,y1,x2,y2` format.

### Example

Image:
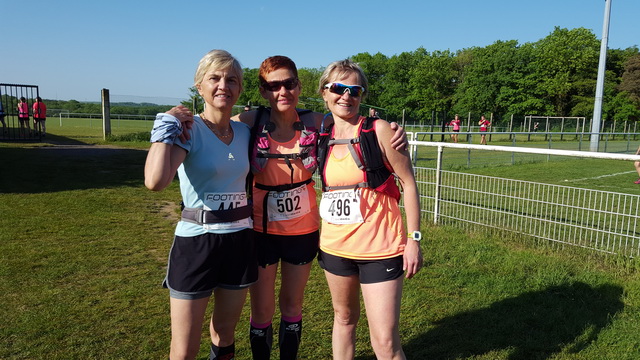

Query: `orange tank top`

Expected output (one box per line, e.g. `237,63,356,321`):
253,131,319,235
319,125,405,260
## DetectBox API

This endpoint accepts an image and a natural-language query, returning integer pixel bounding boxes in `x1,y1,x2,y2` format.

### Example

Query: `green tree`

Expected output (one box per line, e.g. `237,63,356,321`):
409,49,457,121
533,27,599,116
237,67,265,109
351,52,389,110
618,54,640,103
297,67,324,112
378,49,425,122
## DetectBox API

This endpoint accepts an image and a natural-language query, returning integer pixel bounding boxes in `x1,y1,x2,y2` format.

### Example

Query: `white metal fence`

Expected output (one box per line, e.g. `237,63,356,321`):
410,141,640,257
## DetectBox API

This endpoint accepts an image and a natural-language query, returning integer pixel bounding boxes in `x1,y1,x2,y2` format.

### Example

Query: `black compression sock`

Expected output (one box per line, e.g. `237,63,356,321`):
250,322,273,360
209,342,235,360
279,317,302,360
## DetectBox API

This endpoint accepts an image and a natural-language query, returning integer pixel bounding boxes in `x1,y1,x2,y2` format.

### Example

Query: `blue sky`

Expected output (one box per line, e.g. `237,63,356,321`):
2,0,638,103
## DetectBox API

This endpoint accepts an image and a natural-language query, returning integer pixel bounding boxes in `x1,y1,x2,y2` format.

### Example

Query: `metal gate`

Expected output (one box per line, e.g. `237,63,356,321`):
0,83,42,141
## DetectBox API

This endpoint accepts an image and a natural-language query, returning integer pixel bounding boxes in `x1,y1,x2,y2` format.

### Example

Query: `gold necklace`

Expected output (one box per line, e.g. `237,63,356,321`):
200,114,232,138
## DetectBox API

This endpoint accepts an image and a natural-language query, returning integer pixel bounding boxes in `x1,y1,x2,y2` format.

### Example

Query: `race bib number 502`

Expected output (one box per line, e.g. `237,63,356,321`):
266,184,311,222
319,189,364,224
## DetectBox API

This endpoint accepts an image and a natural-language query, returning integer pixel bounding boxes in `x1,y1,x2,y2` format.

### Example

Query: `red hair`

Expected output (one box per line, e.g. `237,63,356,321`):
259,56,299,84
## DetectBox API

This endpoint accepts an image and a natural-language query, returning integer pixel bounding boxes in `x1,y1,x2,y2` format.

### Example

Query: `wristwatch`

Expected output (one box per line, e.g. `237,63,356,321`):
410,231,422,242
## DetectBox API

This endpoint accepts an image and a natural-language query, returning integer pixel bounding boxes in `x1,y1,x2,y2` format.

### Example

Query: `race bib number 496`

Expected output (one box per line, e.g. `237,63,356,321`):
319,189,364,224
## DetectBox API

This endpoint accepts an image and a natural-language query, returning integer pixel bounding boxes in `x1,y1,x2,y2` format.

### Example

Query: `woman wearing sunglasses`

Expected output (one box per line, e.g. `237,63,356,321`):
232,56,407,360
316,59,422,360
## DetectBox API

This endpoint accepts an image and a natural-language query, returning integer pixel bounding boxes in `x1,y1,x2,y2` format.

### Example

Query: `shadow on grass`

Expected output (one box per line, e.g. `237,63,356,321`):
391,282,623,360
0,143,148,193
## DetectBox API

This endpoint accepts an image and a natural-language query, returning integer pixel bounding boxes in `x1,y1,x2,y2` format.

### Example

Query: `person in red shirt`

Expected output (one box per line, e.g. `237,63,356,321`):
33,97,47,136
450,114,462,143
17,97,30,136
478,115,491,145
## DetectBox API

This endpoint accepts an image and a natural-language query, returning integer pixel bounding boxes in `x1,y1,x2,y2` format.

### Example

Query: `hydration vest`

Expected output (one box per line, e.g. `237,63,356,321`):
317,115,401,202
249,106,319,233
250,106,318,183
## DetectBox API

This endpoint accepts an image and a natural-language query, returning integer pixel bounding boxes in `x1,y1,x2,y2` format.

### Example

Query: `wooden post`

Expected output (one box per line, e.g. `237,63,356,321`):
101,88,111,139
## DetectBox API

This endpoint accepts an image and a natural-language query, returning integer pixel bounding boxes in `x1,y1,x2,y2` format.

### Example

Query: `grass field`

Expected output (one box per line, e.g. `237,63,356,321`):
2,121,640,359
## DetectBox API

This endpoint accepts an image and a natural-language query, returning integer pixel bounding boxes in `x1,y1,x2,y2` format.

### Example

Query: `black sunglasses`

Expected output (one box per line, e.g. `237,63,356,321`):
323,83,365,97
262,78,298,91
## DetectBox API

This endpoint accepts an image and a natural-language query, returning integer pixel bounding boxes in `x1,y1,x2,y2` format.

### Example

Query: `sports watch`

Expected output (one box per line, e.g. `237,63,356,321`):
410,231,422,242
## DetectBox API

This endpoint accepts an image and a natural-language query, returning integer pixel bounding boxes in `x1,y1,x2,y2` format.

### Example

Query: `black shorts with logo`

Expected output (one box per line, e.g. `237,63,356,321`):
318,250,404,284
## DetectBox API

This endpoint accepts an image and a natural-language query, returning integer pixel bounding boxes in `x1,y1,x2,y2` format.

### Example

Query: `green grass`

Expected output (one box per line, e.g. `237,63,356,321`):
2,124,640,359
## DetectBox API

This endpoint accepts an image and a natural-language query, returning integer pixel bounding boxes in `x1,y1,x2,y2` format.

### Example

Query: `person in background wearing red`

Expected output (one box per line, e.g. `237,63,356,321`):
17,97,30,137
479,115,490,145
450,114,461,143
33,97,47,136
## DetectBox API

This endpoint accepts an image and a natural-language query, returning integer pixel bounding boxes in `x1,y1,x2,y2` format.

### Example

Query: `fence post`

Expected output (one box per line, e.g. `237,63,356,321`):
433,145,444,225
509,114,513,141
101,88,111,139
467,112,472,143
489,113,493,142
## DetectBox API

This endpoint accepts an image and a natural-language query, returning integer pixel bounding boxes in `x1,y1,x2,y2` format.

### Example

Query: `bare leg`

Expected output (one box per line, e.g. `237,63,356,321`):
210,287,250,347
169,297,210,360
361,277,406,360
324,271,360,360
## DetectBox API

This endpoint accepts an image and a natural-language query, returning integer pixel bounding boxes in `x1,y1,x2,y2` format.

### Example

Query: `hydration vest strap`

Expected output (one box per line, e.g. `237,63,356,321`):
323,182,369,192
181,205,252,225
327,138,364,170
255,178,312,192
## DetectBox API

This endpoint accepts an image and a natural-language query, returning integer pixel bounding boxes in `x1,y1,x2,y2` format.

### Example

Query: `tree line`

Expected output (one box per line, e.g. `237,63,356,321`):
43,99,173,116
224,26,639,126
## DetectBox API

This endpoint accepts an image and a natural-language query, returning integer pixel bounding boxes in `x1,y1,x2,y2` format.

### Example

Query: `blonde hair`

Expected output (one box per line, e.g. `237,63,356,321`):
194,49,243,91
317,59,368,99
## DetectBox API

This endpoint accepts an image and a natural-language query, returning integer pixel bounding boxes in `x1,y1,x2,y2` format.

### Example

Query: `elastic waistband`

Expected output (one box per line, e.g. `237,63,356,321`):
181,204,252,225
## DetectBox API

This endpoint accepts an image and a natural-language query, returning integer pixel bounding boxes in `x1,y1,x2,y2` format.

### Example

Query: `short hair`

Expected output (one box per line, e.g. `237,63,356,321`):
193,49,243,92
258,55,299,85
317,59,368,99
36,97,42,102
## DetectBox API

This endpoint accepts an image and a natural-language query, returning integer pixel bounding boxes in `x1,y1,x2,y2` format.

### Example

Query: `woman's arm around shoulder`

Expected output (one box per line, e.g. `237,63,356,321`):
231,110,257,128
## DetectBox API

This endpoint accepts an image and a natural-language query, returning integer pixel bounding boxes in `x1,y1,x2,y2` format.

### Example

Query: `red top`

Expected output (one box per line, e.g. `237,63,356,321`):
18,102,29,118
33,102,47,119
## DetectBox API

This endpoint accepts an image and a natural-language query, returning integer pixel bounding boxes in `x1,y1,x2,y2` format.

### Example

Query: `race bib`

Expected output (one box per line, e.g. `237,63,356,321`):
319,189,364,224
266,184,311,222
202,192,251,231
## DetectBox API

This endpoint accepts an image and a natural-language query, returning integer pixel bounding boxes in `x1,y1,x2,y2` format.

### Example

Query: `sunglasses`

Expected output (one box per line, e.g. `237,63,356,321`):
323,83,365,97
261,78,298,91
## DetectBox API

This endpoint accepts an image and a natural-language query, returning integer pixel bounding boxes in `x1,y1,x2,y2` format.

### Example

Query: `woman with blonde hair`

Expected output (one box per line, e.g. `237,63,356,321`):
316,59,422,360
145,49,257,360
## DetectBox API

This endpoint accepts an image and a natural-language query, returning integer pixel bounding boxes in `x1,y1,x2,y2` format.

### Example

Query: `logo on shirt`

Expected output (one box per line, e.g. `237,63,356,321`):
228,153,235,160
